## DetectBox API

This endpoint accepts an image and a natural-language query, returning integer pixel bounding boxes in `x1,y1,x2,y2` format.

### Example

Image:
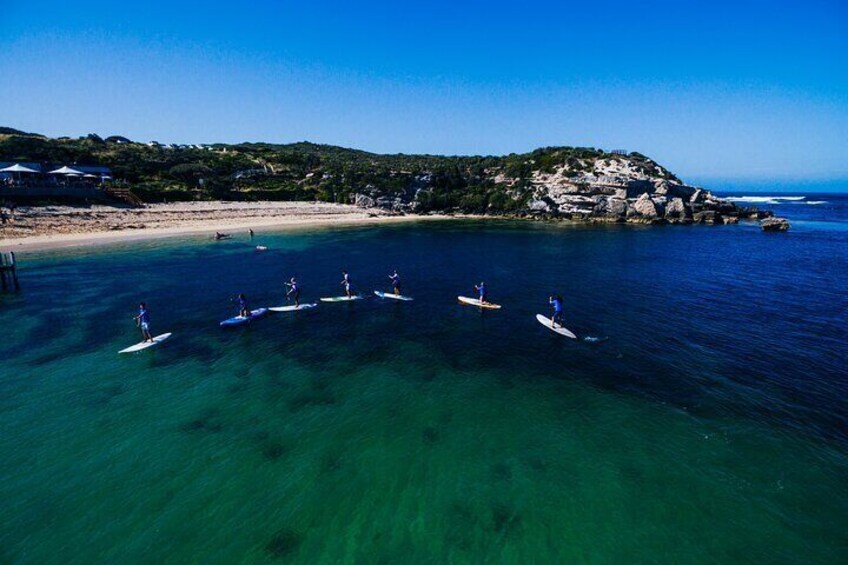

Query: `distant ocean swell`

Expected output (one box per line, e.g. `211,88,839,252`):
725,196,817,205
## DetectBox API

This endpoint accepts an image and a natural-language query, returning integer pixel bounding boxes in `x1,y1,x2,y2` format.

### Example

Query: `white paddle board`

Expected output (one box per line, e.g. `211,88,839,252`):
119,333,172,354
320,296,363,302
374,291,413,301
268,303,317,312
536,314,576,338
457,296,502,309
220,308,269,327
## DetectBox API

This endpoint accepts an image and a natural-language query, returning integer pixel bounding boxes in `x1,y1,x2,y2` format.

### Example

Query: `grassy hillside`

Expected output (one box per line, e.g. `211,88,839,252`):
0,130,681,213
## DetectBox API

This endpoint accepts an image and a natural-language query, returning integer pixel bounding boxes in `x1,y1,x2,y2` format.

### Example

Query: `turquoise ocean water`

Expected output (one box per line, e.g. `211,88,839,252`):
1,195,847,563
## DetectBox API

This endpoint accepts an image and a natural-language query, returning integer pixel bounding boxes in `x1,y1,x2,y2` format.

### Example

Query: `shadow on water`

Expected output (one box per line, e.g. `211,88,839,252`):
179,408,225,435
265,527,303,559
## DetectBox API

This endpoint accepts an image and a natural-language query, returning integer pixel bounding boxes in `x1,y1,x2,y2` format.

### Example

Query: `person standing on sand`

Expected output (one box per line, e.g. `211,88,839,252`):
341,270,353,298
133,302,153,343
285,277,300,307
549,294,564,328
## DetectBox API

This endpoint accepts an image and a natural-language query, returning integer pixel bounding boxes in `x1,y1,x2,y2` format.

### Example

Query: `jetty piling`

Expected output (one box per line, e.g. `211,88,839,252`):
0,252,20,292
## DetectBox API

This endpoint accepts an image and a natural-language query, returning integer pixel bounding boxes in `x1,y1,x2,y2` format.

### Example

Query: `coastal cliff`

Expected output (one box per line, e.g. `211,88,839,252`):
0,129,765,224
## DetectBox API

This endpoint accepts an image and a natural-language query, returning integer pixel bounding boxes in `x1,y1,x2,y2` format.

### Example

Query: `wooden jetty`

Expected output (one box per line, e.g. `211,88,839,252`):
0,251,20,292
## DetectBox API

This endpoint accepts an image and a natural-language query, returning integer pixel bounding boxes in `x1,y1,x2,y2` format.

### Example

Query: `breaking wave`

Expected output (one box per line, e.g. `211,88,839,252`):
726,196,807,205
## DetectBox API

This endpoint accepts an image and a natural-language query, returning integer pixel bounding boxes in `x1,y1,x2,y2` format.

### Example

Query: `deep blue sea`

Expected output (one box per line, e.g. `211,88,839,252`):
1,193,847,562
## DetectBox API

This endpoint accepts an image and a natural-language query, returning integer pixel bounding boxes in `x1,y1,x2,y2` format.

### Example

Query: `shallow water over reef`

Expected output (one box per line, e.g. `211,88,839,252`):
1,213,847,563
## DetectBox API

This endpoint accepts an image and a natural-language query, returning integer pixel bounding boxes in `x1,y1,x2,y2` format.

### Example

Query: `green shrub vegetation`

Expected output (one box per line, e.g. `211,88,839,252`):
0,131,680,212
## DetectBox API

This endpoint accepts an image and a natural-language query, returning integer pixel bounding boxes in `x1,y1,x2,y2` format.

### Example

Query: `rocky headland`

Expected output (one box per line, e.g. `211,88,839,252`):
350,152,771,225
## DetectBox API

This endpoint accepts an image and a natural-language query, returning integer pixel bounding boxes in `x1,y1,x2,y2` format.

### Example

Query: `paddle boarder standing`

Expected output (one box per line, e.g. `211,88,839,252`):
474,281,488,305
133,302,153,343
285,277,300,307
549,294,564,328
237,293,250,317
389,270,402,295
341,270,353,298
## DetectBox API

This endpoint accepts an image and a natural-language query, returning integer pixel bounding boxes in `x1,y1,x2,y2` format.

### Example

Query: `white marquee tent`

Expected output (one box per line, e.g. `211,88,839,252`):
48,166,85,175
0,163,39,173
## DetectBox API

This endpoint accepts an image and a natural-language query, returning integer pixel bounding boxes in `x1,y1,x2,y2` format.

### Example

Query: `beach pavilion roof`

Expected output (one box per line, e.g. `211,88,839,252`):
0,163,40,173
48,165,85,175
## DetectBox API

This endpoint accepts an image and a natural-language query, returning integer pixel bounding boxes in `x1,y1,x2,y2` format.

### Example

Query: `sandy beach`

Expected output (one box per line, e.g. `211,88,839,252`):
0,201,452,251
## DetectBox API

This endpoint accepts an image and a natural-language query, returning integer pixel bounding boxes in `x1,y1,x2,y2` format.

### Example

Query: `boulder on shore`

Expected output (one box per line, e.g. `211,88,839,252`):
352,193,376,208
607,198,628,219
665,197,692,223
761,217,790,232
690,189,706,204
629,193,661,220
693,210,719,225
529,199,552,213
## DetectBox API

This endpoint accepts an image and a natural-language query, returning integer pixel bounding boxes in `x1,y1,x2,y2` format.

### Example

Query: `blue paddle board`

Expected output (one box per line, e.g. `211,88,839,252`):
220,308,268,327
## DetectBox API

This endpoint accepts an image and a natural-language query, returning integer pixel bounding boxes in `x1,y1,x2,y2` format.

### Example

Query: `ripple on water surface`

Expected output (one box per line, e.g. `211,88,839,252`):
1,219,847,562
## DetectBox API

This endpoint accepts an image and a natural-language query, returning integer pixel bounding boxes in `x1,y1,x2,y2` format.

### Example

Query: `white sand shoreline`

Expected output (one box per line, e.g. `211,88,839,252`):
0,201,462,252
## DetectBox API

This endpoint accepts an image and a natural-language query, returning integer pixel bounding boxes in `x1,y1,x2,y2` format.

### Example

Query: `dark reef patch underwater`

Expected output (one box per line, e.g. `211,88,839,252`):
1,197,847,562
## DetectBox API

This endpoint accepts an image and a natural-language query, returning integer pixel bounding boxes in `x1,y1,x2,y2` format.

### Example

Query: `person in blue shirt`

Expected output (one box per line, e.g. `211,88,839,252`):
549,294,564,327
474,281,488,305
389,270,401,295
237,293,250,318
133,302,153,342
340,270,353,298
285,277,300,307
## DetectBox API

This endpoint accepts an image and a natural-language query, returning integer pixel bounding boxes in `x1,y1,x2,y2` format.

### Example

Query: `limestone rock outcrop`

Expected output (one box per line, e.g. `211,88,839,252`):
761,217,790,232
348,152,770,226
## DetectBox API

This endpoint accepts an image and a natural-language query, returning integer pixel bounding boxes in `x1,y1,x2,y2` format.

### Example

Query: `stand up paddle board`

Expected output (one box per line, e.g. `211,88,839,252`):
320,296,363,303
119,333,172,354
268,303,317,312
374,291,413,301
536,314,576,338
219,308,269,327
457,296,502,309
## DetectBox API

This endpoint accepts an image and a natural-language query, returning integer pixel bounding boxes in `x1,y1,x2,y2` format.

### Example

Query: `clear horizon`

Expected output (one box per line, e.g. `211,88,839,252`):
2,0,846,186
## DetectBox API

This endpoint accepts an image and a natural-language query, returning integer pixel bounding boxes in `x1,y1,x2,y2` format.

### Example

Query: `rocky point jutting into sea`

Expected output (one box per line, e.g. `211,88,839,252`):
352,155,771,225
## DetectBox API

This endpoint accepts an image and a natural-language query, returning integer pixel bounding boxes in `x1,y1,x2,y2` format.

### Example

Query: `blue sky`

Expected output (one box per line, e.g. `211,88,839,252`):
1,0,846,187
